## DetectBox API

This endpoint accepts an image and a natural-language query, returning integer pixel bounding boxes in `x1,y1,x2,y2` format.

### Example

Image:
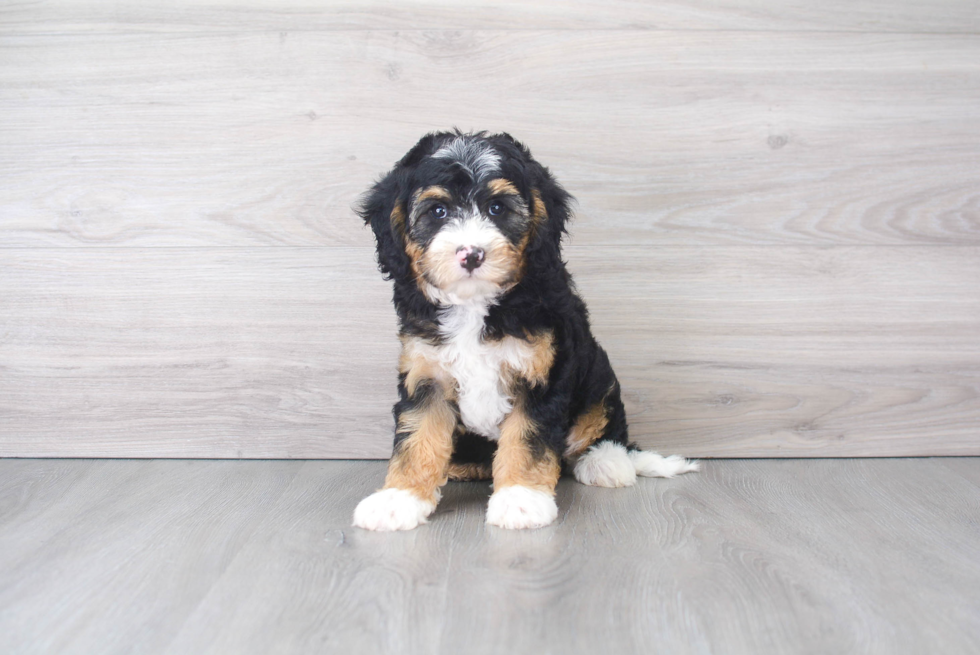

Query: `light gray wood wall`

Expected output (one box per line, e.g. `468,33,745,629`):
2,1,979,457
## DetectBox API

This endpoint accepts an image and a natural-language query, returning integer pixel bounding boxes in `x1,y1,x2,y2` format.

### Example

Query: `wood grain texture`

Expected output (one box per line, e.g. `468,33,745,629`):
938,457,980,488
0,459,302,654
577,246,980,456
2,247,977,458
1,30,978,247
1,3,978,458
1,459,978,654
0,248,398,458
2,0,979,33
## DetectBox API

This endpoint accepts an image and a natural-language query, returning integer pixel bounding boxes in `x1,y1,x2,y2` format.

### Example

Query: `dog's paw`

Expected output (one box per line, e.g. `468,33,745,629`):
352,488,436,531
573,441,637,488
486,485,558,530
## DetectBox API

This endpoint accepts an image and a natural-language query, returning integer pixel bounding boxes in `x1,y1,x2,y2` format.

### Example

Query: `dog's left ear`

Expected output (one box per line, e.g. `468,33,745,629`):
357,133,451,281
356,169,410,282
493,133,573,262
528,162,572,257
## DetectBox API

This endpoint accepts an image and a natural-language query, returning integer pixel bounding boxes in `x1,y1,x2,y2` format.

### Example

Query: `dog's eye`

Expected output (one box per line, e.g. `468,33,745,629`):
430,204,448,220
488,200,505,216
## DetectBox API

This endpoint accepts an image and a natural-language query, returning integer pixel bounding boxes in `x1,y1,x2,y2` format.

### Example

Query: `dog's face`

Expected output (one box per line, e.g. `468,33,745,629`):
358,132,570,305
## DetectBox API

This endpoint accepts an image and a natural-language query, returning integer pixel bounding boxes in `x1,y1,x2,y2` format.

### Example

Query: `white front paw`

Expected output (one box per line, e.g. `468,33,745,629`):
486,485,558,530
352,488,436,531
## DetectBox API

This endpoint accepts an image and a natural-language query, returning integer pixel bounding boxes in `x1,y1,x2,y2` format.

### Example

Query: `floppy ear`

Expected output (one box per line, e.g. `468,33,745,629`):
490,132,572,261
357,133,450,280
529,165,572,255
398,132,441,168
356,170,411,282
507,141,573,265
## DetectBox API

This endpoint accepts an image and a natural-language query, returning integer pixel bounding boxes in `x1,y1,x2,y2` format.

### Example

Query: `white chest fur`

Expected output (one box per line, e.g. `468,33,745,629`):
433,304,534,440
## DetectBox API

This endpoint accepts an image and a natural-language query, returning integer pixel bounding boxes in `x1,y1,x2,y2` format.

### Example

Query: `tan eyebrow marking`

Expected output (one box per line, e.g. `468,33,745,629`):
487,178,520,197
413,185,452,205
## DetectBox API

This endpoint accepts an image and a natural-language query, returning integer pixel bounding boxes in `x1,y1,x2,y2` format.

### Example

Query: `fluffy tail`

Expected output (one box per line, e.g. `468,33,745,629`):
573,441,699,488
629,449,700,478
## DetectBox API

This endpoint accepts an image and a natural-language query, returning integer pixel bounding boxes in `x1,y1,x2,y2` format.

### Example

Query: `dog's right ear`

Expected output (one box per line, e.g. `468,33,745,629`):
397,132,441,168
356,169,411,282
357,133,450,280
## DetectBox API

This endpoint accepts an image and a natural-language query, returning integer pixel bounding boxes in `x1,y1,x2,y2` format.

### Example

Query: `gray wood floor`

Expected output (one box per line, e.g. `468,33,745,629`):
1,458,978,654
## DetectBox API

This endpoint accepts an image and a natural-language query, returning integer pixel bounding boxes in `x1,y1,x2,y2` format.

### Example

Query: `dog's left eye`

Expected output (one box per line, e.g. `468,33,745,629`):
488,201,505,216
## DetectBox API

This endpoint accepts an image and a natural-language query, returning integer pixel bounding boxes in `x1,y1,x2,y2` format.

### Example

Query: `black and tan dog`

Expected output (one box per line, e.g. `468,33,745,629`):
353,131,697,531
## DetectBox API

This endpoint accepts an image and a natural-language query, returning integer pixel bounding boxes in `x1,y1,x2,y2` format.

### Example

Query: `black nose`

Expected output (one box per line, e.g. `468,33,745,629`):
457,246,485,272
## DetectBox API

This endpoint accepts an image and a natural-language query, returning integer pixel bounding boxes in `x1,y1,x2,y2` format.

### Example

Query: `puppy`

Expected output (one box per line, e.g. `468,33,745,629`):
353,131,697,531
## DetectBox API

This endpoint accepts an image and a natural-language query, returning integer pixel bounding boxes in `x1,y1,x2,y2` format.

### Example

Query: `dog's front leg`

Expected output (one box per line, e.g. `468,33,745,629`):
486,401,562,530
353,381,456,531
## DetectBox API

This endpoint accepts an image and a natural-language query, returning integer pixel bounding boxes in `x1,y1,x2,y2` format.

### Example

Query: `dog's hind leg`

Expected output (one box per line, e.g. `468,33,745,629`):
566,382,699,488
447,431,495,481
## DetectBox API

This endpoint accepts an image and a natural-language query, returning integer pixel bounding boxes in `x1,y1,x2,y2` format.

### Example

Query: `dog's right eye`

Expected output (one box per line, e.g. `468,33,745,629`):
430,204,448,220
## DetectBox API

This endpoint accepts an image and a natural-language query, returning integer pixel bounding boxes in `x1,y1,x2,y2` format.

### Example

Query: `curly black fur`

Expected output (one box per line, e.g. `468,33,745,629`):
357,130,631,473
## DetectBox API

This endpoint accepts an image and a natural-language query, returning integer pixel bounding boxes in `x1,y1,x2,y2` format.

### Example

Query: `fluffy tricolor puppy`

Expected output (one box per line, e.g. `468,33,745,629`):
353,131,697,531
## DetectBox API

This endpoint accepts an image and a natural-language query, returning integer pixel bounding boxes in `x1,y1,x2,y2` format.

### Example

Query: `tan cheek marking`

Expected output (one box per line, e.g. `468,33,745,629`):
563,401,610,459
390,203,407,240
404,187,454,296
419,242,464,290
494,188,545,287
404,239,426,282
421,229,522,293
469,234,523,290
384,394,457,503
492,404,560,495
531,189,548,227
405,240,447,305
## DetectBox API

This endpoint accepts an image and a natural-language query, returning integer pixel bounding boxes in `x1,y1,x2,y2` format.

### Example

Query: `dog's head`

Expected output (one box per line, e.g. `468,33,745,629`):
358,131,571,306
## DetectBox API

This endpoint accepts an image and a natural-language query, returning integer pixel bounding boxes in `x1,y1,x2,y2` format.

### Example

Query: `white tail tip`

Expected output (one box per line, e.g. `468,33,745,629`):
629,450,700,478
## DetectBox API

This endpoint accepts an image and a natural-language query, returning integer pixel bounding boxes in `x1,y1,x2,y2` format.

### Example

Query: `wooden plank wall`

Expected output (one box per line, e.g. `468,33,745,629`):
1,1,979,458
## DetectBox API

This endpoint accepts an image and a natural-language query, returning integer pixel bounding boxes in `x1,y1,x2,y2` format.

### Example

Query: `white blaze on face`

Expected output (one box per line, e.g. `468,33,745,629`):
422,206,515,305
